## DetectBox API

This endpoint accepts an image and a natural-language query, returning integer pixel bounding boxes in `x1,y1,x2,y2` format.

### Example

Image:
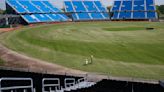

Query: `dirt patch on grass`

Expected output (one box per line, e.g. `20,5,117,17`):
0,28,15,32
0,44,87,75
0,44,159,83
0,44,111,82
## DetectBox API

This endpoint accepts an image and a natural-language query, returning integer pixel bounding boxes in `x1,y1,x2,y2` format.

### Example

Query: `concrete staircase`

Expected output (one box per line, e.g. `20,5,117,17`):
57,79,96,92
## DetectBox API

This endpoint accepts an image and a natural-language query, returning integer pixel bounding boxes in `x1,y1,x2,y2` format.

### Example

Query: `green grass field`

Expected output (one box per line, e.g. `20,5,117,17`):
0,22,164,80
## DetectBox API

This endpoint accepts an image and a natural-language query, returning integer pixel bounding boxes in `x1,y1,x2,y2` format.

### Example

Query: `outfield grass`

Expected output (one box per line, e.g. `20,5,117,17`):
0,22,164,80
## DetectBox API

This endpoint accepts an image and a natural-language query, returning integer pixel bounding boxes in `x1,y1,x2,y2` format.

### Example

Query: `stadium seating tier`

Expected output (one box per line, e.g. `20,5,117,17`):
111,0,157,20
64,0,109,21
6,0,158,23
6,0,69,23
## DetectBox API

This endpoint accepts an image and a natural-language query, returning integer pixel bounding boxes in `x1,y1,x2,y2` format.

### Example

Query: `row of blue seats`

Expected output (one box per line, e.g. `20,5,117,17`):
7,0,61,13
112,12,156,19
64,1,109,20
21,14,68,23
6,0,69,23
111,0,157,19
112,0,155,11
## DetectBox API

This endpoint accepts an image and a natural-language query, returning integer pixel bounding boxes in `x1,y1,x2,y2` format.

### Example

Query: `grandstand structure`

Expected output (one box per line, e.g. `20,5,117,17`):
6,0,69,24
64,0,109,21
3,0,159,24
110,0,158,20
0,14,21,27
5,0,110,24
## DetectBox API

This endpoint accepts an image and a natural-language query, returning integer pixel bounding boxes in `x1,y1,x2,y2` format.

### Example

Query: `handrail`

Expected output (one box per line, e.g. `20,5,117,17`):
77,77,87,83
42,78,60,92
64,78,75,88
0,78,34,92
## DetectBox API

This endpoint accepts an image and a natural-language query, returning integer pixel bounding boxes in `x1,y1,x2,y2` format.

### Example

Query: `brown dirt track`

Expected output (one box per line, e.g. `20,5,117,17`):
0,28,15,32
0,44,87,75
0,26,88,77
0,43,112,82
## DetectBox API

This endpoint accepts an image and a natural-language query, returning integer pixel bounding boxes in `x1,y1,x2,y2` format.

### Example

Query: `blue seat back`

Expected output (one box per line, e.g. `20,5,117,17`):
111,0,157,20
6,0,70,23
64,0,109,20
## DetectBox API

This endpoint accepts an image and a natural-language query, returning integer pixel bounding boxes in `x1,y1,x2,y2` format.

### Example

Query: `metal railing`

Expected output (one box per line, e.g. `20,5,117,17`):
0,66,158,84
42,78,60,92
0,78,34,92
64,78,75,88
77,77,87,84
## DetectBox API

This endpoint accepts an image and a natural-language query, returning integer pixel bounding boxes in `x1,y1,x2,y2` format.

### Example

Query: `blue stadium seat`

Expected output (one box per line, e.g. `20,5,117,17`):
34,14,52,22
121,1,132,11
31,1,53,13
146,5,155,11
146,0,157,19
64,1,78,20
18,1,41,13
77,13,91,20
146,0,154,6
22,14,39,23
70,14,78,20
111,0,157,20
111,1,121,19
91,13,104,19
94,1,106,12
43,1,61,12
94,1,109,19
133,0,145,11
119,12,131,19
146,0,155,11
72,1,91,20
6,0,69,23
47,14,60,21
112,1,121,11
22,14,69,23
83,1,103,19
103,13,110,19
84,1,97,12
72,1,86,12
47,14,66,21
65,1,74,12
119,1,132,19
6,0,28,13
147,12,156,19
113,12,119,19
41,1,69,20
133,12,145,19
64,1,82,20
64,0,109,21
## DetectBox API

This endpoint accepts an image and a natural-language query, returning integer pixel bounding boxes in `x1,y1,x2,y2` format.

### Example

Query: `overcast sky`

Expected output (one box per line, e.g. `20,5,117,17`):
0,0,164,10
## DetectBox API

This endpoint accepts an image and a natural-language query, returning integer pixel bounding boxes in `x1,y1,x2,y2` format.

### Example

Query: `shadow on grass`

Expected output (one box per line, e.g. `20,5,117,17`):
103,27,147,31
